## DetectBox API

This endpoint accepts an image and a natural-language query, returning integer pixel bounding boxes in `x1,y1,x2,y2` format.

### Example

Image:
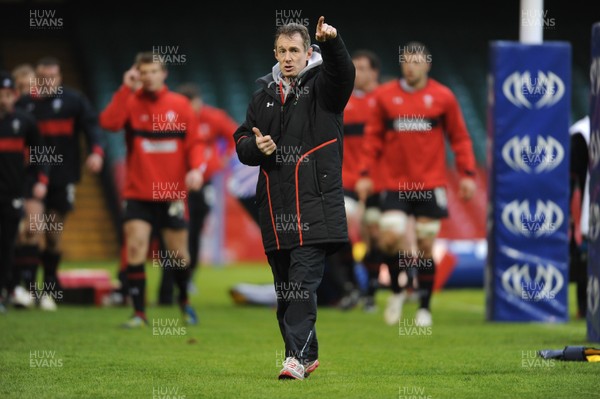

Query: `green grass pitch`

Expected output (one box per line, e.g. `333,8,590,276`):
0,261,598,398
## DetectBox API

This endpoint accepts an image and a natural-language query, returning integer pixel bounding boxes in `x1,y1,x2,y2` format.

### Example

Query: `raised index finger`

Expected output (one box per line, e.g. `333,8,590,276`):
317,16,325,31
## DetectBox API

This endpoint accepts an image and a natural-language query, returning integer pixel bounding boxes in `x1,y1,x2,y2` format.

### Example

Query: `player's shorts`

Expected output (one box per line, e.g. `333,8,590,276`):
122,199,187,230
25,172,76,214
343,189,381,209
44,184,76,214
380,187,449,219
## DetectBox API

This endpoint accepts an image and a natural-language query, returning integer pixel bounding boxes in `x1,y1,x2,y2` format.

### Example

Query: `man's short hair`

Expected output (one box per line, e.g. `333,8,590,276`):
135,51,167,71
176,83,201,101
36,56,60,69
274,23,311,51
12,63,35,79
401,41,431,59
352,50,381,71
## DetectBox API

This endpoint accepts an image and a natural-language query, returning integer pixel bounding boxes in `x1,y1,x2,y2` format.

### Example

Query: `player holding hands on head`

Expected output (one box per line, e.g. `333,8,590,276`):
100,53,213,328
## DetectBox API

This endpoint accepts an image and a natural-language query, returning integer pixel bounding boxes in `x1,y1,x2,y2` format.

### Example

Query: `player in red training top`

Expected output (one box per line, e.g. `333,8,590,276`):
100,52,212,328
335,49,383,312
356,42,476,327
154,83,237,303
177,83,236,275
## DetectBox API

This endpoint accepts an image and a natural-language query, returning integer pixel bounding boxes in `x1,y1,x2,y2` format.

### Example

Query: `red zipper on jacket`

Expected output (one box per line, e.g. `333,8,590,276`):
278,81,286,104
294,138,338,246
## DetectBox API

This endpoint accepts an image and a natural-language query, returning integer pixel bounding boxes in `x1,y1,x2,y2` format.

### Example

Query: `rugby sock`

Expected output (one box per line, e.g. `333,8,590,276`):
173,266,191,308
363,248,383,297
117,269,128,305
158,266,174,306
340,242,357,291
15,244,40,292
41,250,61,293
417,258,435,310
384,253,402,294
126,263,146,318
117,240,129,303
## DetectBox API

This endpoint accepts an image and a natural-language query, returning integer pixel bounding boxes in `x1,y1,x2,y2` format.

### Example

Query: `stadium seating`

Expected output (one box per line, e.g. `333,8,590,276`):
0,7,592,262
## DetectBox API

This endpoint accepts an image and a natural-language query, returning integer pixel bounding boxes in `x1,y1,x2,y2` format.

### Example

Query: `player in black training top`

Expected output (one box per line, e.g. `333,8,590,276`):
14,57,104,310
0,71,47,312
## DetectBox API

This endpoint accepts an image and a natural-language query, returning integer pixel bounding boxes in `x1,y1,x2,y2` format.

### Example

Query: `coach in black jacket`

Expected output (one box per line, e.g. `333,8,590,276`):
234,17,354,379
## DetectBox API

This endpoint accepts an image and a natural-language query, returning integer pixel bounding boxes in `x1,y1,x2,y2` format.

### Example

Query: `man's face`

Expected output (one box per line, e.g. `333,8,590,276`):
0,88,16,113
400,53,430,87
138,62,167,92
15,72,35,97
189,97,203,113
36,65,62,93
352,57,377,91
274,33,312,79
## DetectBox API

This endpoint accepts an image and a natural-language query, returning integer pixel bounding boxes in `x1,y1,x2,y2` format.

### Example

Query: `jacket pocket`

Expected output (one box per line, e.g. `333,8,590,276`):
256,170,267,207
312,158,323,197
312,159,328,229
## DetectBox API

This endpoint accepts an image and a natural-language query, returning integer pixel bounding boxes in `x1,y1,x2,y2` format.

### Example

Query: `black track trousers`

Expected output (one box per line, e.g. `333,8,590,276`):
267,244,326,363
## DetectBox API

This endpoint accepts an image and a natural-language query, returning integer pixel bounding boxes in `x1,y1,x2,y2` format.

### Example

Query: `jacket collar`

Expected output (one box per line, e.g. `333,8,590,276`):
135,85,168,101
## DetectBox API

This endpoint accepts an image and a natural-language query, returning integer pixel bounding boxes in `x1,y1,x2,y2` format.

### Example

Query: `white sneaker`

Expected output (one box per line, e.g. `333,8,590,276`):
40,294,57,311
415,308,432,327
278,357,305,380
384,292,406,325
11,286,34,308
